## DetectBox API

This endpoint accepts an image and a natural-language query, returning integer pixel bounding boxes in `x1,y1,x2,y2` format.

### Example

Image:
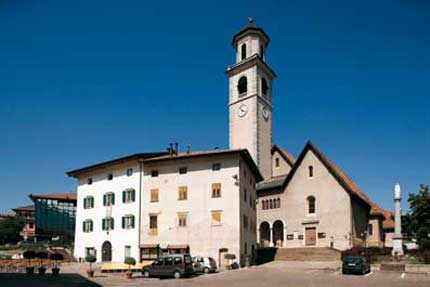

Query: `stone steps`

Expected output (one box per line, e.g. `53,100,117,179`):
274,247,341,261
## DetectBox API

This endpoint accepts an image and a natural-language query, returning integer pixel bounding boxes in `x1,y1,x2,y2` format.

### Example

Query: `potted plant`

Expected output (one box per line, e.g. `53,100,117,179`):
124,257,136,279
36,251,48,275
23,250,36,275
85,255,97,277
224,253,236,270
50,253,64,275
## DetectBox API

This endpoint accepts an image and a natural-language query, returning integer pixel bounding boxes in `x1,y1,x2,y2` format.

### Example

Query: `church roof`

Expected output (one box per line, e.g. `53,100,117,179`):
272,145,296,167
370,203,394,229
260,141,372,209
232,18,270,47
256,175,287,191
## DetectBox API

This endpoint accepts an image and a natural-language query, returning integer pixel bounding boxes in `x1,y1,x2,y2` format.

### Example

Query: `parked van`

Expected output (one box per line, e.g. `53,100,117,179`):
142,254,194,279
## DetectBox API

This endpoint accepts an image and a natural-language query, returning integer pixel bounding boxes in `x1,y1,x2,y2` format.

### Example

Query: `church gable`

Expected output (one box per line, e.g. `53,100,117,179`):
271,145,295,177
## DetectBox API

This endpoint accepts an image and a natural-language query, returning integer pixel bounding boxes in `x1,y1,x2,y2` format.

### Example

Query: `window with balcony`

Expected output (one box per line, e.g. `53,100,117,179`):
103,193,115,206
122,188,135,203
122,214,135,229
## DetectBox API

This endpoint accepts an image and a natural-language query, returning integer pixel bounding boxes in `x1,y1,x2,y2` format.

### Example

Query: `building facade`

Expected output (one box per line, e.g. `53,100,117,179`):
12,205,36,240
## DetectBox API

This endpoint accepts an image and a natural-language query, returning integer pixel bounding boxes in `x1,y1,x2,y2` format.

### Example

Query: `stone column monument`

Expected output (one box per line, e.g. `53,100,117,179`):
392,182,404,256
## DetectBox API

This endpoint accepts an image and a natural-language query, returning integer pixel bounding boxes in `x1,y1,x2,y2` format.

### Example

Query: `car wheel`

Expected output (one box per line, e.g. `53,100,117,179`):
173,271,181,279
143,270,150,278
203,267,210,274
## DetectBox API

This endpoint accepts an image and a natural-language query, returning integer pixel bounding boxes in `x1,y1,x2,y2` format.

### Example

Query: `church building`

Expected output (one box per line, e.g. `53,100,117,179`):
68,19,378,266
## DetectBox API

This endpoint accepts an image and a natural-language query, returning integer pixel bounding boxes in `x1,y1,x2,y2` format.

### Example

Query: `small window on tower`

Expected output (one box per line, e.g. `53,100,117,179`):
260,45,264,59
262,78,269,95
309,166,314,178
238,76,247,95
275,157,280,168
241,43,247,60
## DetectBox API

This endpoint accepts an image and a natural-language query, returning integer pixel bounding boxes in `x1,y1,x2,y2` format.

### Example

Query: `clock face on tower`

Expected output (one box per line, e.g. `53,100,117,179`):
237,104,248,117
262,106,269,120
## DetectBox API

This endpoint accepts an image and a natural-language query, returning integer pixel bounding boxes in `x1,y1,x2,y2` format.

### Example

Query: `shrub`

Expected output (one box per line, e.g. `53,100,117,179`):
420,239,430,250
124,257,136,267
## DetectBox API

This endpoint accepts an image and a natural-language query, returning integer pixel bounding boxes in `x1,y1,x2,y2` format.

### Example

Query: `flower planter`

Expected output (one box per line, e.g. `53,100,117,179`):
26,267,35,275
86,270,94,278
38,267,46,275
52,268,60,276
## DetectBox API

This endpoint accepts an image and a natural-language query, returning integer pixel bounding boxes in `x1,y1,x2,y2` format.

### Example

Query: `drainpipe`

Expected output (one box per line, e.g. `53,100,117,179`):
138,159,144,262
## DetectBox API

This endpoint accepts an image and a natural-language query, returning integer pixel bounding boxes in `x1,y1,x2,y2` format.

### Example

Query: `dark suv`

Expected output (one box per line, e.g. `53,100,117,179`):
142,254,194,279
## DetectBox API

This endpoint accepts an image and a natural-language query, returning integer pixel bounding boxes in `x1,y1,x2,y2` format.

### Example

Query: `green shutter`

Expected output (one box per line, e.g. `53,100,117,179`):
82,221,86,232
110,218,114,230
90,197,94,208
131,190,135,202
122,216,125,229
122,191,126,203
102,219,106,230
83,198,86,209
131,216,135,228
112,193,115,205
90,220,93,232
103,194,106,206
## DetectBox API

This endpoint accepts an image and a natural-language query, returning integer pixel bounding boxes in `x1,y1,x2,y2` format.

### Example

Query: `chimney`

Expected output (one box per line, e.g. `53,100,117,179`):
168,143,174,156
185,145,191,154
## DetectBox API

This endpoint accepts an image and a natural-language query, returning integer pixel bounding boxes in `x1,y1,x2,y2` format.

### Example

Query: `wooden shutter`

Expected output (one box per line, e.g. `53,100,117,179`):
111,193,115,205
90,220,93,232
122,216,125,229
82,221,86,232
131,189,135,202
212,211,221,224
102,219,106,230
91,197,94,208
103,194,107,206
122,191,126,203
131,216,135,228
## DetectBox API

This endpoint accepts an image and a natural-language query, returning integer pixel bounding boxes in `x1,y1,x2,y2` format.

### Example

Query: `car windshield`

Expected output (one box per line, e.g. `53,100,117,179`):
345,257,362,263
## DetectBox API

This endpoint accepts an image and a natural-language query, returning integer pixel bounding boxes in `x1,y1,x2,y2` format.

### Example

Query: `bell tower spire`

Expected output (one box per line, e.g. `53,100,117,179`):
227,19,276,179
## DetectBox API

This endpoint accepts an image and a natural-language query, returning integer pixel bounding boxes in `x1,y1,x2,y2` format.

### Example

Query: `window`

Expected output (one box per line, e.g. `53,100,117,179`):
269,199,273,209
307,196,316,214
150,189,159,202
122,188,135,203
82,220,93,233
260,45,264,58
368,223,373,236
244,188,247,202
83,196,94,209
249,195,253,208
103,193,115,206
164,257,173,266
262,78,269,95
238,76,248,94
151,170,159,177
102,217,114,231
211,211,222,225
126,168,133,176
309,166,314,178
262,200,266,210
178,213,187,227
174,257,182,265
107,173,113,181
212,183,221,198
212,163,221,171
87,178,93,185
243,214,248,229
275,157,280,168
241,43,247,60
122,215,135,229
277,198,281,209
124,246,131,259
149,215,158,236
178,186,188,200
179,167,187,174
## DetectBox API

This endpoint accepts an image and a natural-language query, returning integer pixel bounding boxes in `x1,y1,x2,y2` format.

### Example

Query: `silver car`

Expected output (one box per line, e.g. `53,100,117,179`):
192,256,217,274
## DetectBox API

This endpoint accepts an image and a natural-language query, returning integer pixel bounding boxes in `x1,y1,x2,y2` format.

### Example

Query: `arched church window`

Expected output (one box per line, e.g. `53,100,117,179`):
241,43,247,60
269,199,273,209
307,196,316,214
277,198,281,208
262,78,269,95
275,157,280,167
238,76,248,95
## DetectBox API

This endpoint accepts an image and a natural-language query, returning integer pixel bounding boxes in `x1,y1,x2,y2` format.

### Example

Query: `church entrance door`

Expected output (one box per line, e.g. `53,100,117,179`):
305,228,316,246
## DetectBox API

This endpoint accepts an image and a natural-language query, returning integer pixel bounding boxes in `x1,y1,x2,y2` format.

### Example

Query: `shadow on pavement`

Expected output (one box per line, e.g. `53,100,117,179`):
0,273,102,287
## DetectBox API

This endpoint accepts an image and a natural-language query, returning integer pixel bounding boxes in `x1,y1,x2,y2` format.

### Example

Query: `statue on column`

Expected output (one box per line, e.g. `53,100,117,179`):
392,182,404,256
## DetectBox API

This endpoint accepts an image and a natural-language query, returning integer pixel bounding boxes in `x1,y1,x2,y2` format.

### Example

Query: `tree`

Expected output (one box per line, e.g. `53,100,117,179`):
406,184,430,246
0,216,24,244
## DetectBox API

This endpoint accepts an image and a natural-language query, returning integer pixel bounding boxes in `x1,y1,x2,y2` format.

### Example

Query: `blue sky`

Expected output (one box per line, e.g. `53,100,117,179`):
0,0,429,213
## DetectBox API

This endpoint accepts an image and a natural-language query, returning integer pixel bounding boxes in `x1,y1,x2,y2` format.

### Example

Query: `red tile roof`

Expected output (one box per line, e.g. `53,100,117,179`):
280,141,372,208
12,205,35,212
272,145,296,167
370,203,394,229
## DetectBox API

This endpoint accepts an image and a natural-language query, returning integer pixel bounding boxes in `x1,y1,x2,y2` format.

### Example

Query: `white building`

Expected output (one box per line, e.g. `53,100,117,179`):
68,150,261,265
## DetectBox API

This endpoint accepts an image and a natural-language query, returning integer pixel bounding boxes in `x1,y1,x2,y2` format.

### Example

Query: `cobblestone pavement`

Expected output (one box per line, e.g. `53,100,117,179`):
1,262,429,287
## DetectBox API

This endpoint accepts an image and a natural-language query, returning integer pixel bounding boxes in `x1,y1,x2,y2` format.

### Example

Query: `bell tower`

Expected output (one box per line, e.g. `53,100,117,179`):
227,19,275,179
